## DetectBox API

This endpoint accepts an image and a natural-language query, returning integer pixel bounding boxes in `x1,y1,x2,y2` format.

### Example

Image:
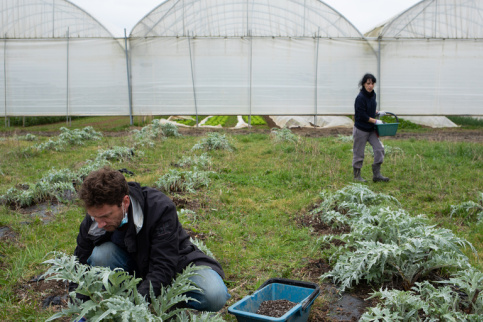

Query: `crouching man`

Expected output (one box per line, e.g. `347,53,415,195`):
71,166,230,311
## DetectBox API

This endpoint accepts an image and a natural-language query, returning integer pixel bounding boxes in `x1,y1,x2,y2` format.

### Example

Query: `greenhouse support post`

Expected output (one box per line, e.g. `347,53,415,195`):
377,37,381,109
124,29,133,125
3,34,7,127
187,31,199,127
314,27,320,126
249,29,253,127
66,28,71,126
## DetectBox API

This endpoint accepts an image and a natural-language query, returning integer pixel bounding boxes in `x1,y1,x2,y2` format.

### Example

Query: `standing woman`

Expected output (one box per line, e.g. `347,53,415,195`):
352,73,390,182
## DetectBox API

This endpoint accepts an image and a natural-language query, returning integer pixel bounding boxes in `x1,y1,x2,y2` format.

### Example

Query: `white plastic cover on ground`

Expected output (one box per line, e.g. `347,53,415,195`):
401,116,458,128
270,116,354,128
312,116,354,128
232,116,250,129
160,118,191,128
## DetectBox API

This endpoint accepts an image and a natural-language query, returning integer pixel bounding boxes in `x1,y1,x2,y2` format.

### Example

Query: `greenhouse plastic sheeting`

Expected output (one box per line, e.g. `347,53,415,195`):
373,38,483,115
130,0,362,38
2,38,129,116
131,37,376,115
0,0,114,38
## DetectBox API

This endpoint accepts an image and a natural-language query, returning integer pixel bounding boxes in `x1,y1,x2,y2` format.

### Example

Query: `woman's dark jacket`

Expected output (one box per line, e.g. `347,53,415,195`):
73,182,224,298
354,88,377,132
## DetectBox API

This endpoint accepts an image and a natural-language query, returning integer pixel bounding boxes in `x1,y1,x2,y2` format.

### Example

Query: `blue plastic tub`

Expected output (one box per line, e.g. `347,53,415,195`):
228,278,320,322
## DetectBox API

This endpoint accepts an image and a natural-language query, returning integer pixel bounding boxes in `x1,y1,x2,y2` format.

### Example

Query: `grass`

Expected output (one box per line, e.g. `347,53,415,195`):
447,116,483,128
0,122,482,320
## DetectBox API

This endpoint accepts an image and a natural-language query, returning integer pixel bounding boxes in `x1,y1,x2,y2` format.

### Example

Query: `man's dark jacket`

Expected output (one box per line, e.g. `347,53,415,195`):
354,88,377,132
73,182,224,297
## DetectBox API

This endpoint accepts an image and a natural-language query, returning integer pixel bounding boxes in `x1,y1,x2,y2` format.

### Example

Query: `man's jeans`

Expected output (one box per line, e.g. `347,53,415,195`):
88,242,230,311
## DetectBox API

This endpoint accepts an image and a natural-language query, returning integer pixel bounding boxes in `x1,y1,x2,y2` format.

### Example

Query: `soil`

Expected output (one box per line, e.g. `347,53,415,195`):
256,299,297,318
154,126,483,143
14,276,70,320
294,213,381,321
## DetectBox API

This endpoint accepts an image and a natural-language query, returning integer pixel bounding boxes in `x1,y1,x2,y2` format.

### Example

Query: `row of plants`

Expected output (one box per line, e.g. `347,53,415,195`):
31,126,102,152
0,146,140,208
450,192,483,225
168,115,267,128
42,251,224,321
132,120,181,147
242,115,266,125
5,123,226,320
155,133,235,193
1,122,183,207
314,184,482,320
203,116,229,127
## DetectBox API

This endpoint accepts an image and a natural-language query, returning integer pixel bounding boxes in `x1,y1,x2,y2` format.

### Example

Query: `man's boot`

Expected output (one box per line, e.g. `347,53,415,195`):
372,163,390,182
353,167,367,182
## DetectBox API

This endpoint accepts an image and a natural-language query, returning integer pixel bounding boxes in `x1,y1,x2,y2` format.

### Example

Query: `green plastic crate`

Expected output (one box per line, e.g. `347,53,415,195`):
376,123,399,136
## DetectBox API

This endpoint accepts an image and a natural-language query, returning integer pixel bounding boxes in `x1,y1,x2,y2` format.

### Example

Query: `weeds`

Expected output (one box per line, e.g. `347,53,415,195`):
31,127,102,152
450,192,483,224
161,122,182,137
17,134,38,141
335,135,353,143
365,144,404,156
173,153,212,169
270,128,299,143
191,133,234,152
154,169,214,193
132,120,165,147
96,146,140,162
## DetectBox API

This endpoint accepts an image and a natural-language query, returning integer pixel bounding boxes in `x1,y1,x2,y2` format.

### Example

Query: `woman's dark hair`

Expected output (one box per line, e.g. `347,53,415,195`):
79,166,129,208
359,73,377,88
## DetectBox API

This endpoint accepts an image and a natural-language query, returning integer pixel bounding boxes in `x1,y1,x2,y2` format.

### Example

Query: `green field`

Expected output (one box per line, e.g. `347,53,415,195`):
0,119,482,320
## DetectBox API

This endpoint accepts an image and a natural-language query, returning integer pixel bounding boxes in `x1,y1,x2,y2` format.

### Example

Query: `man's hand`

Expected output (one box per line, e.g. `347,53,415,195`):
375,120,383,125
377,111,386,117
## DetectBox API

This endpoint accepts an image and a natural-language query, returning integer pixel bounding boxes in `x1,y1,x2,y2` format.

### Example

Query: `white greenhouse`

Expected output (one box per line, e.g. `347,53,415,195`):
366,0,483,115
1,0,482,120
0,0,130,117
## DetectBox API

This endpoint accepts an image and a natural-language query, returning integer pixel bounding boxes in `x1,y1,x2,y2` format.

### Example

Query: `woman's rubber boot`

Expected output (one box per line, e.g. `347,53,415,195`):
353,168,367,182
372,163,390,182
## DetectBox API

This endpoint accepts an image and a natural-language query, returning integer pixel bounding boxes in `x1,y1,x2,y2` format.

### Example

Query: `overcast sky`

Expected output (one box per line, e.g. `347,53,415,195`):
69,0,421,37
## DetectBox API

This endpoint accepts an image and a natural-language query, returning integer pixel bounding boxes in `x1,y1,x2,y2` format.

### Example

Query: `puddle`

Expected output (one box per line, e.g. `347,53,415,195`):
327,294,367,321
0,226,15,239
18,203,65,224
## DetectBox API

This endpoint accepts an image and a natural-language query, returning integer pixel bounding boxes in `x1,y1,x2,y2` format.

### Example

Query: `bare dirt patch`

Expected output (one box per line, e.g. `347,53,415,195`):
294,212,380,321
173,126,483,143
15,276,69,316
3,122,482,143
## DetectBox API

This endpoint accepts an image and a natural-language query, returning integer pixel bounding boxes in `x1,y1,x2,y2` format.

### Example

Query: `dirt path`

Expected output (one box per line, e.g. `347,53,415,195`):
173,126,483,143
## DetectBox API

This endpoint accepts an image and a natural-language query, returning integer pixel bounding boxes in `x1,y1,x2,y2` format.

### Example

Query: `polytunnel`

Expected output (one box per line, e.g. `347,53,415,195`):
0,0,130,119
366,0,483,115
129,0,378,116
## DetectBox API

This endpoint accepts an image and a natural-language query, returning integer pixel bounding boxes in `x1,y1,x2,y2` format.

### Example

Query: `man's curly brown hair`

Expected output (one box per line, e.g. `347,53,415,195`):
79,166,129,208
